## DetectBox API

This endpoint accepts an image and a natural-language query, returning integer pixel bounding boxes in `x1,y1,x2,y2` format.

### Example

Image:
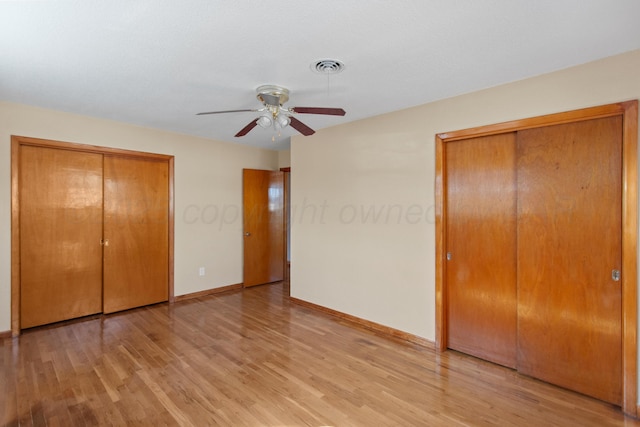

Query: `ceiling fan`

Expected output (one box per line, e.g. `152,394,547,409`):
197,85,346,137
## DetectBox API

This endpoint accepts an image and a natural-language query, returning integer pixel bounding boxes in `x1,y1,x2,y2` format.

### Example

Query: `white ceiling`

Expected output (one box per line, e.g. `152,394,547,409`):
2,1,640,151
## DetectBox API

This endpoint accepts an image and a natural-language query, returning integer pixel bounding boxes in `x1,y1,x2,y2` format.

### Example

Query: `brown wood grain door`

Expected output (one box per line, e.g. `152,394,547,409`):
103,156,169,313
445,133,518,367
517,116,623,405
19,146,103,328
243,169,284,287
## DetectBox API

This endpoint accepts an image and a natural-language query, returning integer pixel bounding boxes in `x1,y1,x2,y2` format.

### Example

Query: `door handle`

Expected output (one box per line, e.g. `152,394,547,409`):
100,239,109,247
245,232,251,236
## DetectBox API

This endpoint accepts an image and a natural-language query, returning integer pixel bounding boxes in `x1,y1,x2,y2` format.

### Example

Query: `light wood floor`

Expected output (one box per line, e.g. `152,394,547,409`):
2,283,638,426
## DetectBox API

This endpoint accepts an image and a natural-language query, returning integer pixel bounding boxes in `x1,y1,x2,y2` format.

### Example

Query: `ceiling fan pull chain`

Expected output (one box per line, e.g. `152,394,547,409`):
327,73,331,96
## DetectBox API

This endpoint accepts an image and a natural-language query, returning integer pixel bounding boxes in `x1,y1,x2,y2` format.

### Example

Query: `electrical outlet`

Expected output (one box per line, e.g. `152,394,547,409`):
198,267,205,276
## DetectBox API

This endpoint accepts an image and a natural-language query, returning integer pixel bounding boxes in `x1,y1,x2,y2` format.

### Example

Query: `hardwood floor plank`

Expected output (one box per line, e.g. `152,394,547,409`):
1,282,638,426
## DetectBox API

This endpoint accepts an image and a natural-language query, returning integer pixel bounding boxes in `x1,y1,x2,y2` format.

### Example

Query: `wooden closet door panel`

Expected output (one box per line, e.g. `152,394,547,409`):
517,116,622,405
20,146,103,328
103,156,169,313
445,133,518,368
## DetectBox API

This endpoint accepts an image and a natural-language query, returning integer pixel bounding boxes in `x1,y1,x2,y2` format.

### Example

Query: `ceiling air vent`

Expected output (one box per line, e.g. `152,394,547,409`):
311,59,345,74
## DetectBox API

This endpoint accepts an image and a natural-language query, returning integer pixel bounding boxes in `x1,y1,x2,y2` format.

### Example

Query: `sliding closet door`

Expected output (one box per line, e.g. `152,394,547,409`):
517,116,623,405
103,156,169,313
445,133,518,368
20,146,103,328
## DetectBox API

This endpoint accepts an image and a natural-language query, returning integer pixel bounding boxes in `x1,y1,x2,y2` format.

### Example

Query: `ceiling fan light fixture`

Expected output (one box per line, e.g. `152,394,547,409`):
276,114,290,129
256,115,273,128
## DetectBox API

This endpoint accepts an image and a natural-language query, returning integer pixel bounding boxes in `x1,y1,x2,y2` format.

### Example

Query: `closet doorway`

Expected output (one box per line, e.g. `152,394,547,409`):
435,101,638,415
11,136,174,334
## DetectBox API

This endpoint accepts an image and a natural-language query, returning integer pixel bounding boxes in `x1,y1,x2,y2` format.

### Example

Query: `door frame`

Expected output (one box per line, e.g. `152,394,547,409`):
11,135,175,336
434,100,638,415
280,167,291,289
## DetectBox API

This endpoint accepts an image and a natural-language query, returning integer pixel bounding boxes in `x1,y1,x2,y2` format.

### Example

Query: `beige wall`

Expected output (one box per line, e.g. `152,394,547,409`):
290,49,640,342
0,102,279,332
278,150,291,169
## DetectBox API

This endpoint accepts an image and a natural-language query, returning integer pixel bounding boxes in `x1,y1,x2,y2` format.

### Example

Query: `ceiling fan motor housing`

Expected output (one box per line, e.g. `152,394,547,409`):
256,85,290,106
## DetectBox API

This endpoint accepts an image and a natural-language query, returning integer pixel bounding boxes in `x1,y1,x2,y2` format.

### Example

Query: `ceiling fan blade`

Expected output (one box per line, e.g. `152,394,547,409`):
289,116,315,136
196,109,258,115
290,107,346,116
235,119,259,137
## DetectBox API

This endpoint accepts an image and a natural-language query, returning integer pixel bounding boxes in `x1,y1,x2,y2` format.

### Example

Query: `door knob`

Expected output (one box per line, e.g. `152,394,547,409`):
245,232,251,236
612,269,621,281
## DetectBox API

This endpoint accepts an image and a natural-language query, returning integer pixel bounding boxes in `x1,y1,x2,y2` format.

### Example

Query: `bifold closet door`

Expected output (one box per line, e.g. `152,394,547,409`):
103,156,169,313
517,116,623,405
445,133,518,368
20,146,103,328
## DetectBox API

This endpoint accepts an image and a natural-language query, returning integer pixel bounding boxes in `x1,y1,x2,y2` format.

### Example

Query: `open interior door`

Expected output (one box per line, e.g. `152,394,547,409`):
243,169,284,287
